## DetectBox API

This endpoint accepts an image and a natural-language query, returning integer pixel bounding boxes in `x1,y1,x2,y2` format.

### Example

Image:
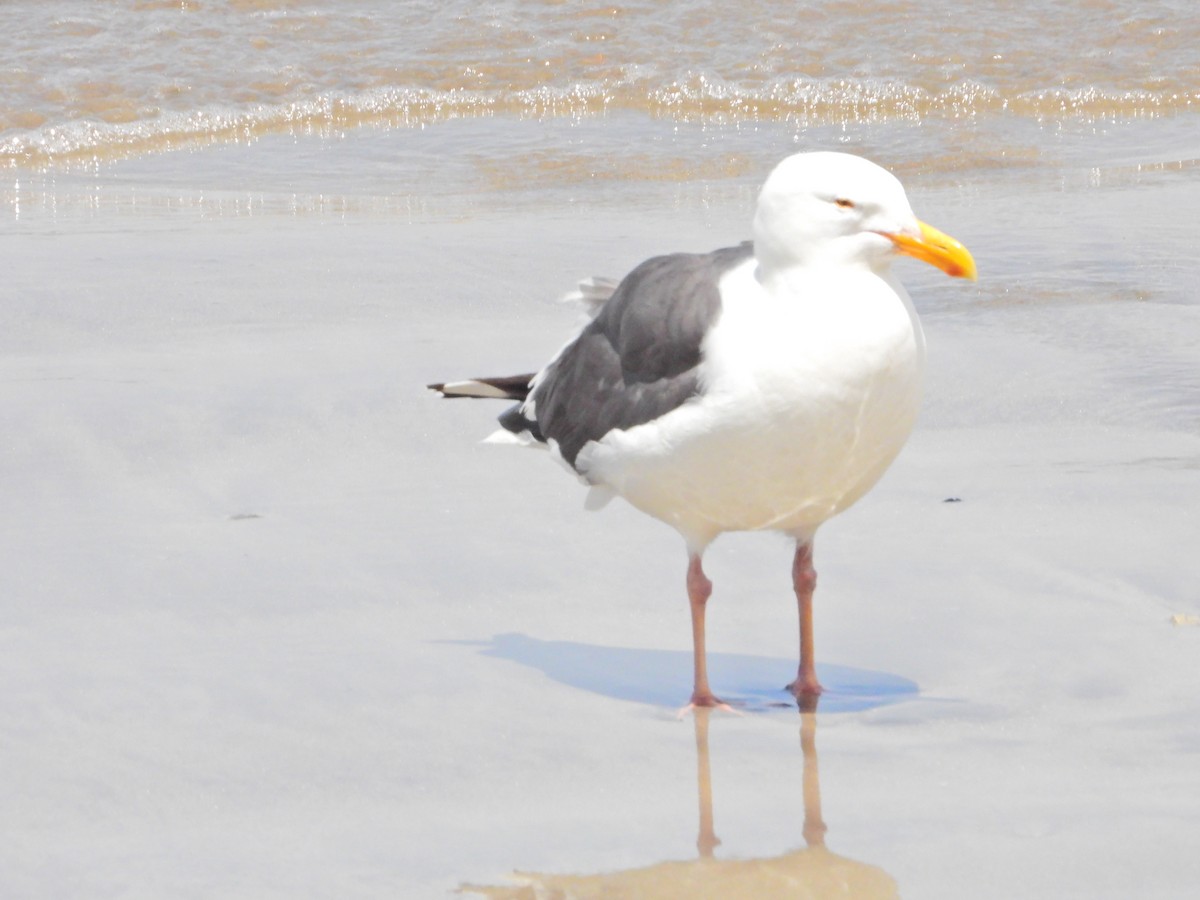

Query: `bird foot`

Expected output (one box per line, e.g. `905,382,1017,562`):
785,679,824,713
676,693,740,719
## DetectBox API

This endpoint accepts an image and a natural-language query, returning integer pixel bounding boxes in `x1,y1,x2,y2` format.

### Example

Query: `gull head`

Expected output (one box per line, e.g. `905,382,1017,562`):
752,152,976,281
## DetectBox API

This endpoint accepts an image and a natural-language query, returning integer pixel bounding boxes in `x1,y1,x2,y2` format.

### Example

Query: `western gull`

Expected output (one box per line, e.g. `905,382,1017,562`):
430,151,976,711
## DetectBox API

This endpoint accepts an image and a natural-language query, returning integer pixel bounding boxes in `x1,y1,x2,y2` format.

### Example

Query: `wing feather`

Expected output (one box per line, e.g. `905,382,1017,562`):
506,243,753,469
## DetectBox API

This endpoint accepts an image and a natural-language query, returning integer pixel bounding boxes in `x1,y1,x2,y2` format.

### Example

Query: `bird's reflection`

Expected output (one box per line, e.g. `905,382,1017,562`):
461,711,898,898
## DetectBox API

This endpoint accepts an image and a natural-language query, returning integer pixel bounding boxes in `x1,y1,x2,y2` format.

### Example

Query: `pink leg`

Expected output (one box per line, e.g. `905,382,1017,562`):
686,554,723,708
787,541,823,705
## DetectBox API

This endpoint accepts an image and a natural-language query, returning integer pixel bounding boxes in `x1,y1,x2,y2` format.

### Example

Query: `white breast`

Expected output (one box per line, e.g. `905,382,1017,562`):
577,259,926,552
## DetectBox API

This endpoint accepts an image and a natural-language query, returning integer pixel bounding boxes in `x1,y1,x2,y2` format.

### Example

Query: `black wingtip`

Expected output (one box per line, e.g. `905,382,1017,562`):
426,374,536,401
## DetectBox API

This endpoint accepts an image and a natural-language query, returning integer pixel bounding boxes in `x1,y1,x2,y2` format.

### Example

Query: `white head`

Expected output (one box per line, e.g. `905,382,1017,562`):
752,151,976,282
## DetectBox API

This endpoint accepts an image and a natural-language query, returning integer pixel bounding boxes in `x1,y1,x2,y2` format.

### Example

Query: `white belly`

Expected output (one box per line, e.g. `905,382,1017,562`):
577,262,925,551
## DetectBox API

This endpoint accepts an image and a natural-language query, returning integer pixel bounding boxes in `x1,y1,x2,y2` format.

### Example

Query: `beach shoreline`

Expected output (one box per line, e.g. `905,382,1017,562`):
3,100,1200,898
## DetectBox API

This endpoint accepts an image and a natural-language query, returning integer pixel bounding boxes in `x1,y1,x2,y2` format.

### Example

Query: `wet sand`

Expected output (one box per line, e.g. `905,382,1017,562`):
4,114,1200,898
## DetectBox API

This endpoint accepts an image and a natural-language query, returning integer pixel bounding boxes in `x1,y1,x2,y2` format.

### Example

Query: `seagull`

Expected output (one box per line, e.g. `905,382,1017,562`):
430,152,976,711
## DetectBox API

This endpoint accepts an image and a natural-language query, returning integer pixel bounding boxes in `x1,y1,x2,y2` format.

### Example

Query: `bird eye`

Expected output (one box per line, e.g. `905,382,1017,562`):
834,198,855,209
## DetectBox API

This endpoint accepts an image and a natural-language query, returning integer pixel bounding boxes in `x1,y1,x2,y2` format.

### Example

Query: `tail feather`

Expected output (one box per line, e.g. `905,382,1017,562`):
427,373,536,401
431,275,617,402
561,275,620,317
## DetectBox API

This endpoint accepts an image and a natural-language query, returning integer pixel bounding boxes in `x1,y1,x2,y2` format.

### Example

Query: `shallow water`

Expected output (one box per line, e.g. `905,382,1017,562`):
4,3,1200,899
4,0,1200,169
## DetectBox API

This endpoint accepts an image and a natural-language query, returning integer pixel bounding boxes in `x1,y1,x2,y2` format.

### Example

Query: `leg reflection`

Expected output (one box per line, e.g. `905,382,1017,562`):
463,710,898,898
692,708,721,858
800,711,828,848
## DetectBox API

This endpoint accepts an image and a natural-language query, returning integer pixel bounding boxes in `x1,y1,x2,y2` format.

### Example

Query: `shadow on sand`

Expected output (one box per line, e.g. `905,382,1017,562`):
449,632,918,714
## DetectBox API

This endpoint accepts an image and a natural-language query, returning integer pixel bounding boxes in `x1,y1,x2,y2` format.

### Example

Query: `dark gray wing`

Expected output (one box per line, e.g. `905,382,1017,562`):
500,242,754,469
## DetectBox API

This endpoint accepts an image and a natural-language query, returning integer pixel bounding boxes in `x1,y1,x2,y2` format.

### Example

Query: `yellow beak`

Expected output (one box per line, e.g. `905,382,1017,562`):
888,220,977,281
